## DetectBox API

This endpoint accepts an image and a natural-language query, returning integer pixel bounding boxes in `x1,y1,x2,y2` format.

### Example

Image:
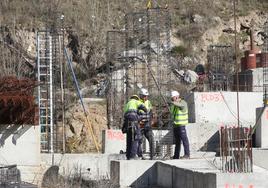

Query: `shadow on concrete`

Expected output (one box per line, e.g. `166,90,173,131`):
199,131,220,155
0,124,32,147
130,163,157,188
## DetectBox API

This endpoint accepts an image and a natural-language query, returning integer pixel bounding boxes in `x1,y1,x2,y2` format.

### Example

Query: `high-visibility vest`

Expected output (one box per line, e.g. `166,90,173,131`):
171,104,188,126
124,99,143,113
140,99,152,112
138,99,152,122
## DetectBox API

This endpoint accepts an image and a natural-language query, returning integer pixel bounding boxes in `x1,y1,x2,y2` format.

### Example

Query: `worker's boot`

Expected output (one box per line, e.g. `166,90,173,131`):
180,155,190,159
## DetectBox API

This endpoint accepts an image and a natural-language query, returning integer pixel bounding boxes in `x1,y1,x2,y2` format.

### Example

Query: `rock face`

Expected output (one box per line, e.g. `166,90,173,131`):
172,10,268,66
65,99,107,153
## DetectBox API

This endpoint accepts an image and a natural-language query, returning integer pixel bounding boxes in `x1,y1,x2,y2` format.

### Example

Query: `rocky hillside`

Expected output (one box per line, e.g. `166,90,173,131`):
1,0,268,77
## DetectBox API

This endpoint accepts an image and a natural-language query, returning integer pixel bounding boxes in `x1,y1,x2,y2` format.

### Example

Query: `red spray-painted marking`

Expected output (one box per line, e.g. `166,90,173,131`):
225,184,254,188
107,130,125,141
200,93,224,103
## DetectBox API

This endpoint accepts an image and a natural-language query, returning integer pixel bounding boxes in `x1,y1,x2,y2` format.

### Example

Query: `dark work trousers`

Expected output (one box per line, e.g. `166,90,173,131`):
137,128,154,160
173,126,190,159
126,121,141,160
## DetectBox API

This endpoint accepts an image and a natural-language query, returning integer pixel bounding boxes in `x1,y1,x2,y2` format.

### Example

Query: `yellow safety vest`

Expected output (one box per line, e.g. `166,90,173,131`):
171,104,188,126
124,99,143,113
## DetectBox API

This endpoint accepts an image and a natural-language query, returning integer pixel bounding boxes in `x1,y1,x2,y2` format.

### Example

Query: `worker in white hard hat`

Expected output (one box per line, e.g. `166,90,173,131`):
170,90,190,159
137,88,154,160
122,94,147,160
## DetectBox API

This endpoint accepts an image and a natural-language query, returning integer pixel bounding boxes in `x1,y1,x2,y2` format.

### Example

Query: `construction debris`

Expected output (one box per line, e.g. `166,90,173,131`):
0,165,21,187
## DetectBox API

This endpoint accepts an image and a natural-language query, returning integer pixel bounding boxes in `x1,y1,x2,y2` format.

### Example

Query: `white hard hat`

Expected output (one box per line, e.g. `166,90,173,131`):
140,88,149,96
171,91,180,97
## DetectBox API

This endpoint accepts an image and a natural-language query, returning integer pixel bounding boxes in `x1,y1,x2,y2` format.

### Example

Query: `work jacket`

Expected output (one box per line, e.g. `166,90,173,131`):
171,99,188,126
138,99,152,122
124,99,147,121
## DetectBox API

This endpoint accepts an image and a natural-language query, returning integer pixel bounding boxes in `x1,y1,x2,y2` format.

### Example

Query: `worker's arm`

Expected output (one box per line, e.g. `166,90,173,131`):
138,103,148,113
172,100,188,112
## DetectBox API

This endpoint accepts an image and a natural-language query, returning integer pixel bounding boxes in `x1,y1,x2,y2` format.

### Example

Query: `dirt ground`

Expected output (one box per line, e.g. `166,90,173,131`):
65,99,107,153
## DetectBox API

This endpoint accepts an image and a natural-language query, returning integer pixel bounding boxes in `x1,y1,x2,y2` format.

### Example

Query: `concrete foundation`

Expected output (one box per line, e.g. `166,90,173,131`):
111,158,268,188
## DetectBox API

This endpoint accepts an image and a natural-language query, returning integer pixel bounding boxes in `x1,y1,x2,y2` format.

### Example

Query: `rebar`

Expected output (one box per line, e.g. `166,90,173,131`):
263,21,268,105
207,45,235,91
220,126,253,173
106,8,173,159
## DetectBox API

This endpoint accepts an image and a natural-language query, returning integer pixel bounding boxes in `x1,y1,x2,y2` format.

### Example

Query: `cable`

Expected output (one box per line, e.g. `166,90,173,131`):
219,91,252,125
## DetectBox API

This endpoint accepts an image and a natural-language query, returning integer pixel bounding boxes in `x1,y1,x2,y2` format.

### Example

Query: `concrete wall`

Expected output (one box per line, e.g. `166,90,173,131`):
217,172,268,188
110,159,218,188
110,160,156,187
255,107,268,148
101,124,219,155
0,125,41,183
253,148,268,170
102,129,126,154
110,159,268,188
41,153,125,180
187,92,263,125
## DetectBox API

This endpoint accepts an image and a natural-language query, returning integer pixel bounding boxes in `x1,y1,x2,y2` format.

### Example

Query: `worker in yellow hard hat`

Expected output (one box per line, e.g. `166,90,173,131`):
122,94,147,160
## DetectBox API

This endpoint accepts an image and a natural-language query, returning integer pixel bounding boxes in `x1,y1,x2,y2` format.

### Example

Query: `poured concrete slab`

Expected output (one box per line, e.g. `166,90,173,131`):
111,157,268,188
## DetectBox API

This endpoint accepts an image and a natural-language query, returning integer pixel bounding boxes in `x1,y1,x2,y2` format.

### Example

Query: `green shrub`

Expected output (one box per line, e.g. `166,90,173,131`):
171,45,189,57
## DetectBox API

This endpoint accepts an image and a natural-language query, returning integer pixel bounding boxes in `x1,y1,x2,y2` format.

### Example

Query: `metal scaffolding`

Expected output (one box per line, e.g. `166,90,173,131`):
106,8,174,159
37,30,64,153
207,45,235,91
220,126,253,173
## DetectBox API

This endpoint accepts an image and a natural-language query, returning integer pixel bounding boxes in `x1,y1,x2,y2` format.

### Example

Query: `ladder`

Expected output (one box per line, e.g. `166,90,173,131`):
37,31,54,153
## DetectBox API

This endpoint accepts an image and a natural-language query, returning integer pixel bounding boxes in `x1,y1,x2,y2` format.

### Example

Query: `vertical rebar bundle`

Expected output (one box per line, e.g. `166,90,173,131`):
263,21,268,105
207,45,235,91
220,126,253,173
106,31,127,128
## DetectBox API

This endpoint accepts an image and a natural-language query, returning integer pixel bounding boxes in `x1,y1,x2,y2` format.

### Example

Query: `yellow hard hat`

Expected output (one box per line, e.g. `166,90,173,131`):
130,95,140,100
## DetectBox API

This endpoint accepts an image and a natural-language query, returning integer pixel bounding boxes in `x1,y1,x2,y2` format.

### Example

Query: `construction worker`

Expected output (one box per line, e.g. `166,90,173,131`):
137,88,154,160
123,94,147,160
170,91,190,159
